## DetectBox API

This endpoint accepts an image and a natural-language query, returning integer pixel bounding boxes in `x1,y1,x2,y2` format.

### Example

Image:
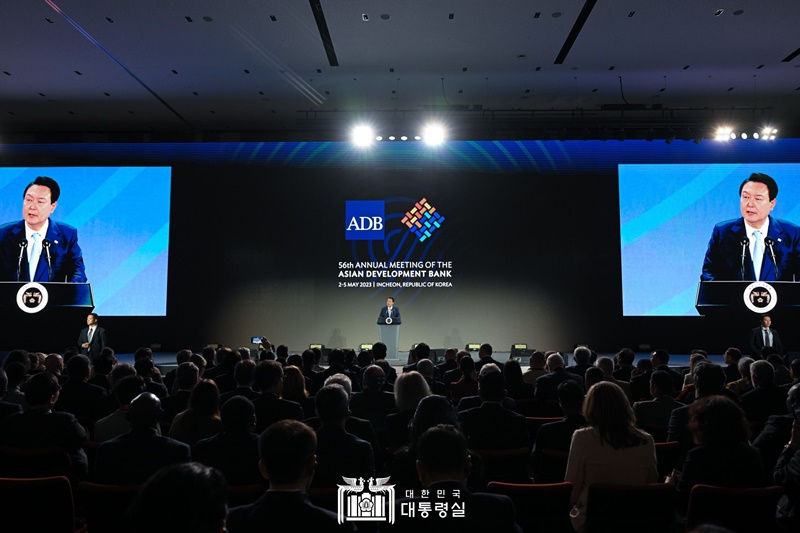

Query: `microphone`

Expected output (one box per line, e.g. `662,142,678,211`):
764,237,780,279
43,239,53,282
16,240,27,282
740,238,750,281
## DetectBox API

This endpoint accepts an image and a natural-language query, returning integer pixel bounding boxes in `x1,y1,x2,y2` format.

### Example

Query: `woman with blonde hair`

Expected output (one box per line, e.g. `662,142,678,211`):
565,381,658,531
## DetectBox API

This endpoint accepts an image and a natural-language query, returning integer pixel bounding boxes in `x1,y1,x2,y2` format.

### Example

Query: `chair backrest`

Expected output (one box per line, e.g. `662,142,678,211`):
0,476,76,533
533,448,569,484
525,416,562,442
686,484,784,533
79,481,140,533
585,483,675,533
472,447,532,487
487,481,573,533
0,445,78,487
654,441,680,481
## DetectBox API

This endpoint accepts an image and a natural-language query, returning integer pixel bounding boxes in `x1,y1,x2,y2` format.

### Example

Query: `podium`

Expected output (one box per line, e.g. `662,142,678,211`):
0,282,94,351
378,320,401,359
695,281,800,317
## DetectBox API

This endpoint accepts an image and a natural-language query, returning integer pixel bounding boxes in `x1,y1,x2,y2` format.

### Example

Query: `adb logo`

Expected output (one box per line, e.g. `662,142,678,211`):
346,201,385,240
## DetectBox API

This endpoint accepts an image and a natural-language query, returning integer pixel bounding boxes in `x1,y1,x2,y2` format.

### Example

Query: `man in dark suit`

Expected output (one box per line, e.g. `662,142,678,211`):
531,380,586,483
77,312,107,357
534,353,584,403
94,392,191,484
752,383,800,478
632,370,683,441
161,361,199,425
311,384,375,488
218,359,261,406
52,353,106,421
252,360,303,433
386,424,522,532
459,371,529,450
474,342,504,372
0,176,86,282
702,172,800,282
0,372,89,479
749,314,784,357
741,360,790,438
667,362,728,469
226,419,356,532
349,364,397,428
377,296,401,324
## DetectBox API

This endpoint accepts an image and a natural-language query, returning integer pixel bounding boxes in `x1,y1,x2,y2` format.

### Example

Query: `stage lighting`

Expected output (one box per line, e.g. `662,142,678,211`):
715,127,732,141
466,343,480,352
360,343,373,351
351,125,374,147
422,123,446,146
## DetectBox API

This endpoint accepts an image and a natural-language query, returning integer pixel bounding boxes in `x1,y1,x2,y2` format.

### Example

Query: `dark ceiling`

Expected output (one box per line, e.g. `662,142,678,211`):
3,0,800,142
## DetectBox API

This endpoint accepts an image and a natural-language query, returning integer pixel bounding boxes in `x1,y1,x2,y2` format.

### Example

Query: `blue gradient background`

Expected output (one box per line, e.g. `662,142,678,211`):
619,163,800,316
0,167,171,316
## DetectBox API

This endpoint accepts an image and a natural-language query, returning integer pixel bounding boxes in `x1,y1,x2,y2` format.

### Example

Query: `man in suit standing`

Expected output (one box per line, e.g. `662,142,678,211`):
701,172,800,282
0,176,86,282
749,314,783,357
78,312,107,357
377,296,401,324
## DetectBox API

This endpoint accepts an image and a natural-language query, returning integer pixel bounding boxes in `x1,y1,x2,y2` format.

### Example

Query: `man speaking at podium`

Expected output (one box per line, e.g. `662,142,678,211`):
701,173,800,282
0,176,86,283
377,296,401,324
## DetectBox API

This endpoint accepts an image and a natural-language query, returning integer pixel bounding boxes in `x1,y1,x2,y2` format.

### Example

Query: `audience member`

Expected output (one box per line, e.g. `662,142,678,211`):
226,419,356,532
252,360,303,433
534,353,584,403
93,375,146,442
0,368,22,420
349,364,398,429
449,355,478,404
163,349,192,393
774,415,800,529
170,379,223,446
387,424,522,532
372,341,397,384
88,347,117,393
474,343,504,372
311,384,375,488
752,382,800,478
595,356,632,401
443,349,470,386
95,392,191,484
532,380,587,483
769,353,792,386
722,347,743,384
127,462,228,533
218,359,260,407
503,359,535,400
522,350,548,384
565,381,657,531
53,353,106,421
435,347,458,382
161,361,199,425
459,370,529,450
1,371,89,479
94,362,137,419
135,357,168,398
612,348,636,382
632,370,683,441
193,396,262,485
280,364,315,419
667,395,765,513
566,346,593,377
416,358,448,396
727,357,755,397
386,371,431,448
741,359,789,437
3,362,28,409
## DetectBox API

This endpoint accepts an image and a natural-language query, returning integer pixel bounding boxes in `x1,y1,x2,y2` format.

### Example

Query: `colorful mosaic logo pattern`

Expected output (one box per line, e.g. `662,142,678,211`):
401,198,445,242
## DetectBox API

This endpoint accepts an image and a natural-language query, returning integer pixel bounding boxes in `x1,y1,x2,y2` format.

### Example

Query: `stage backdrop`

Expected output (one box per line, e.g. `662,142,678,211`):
2,139,799,354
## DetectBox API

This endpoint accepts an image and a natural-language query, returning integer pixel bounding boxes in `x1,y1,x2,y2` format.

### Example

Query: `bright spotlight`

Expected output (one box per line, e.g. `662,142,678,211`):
730,132,737,140
351,125,374,147
400,135,408,141
422,124,446,146
741,133,748,139
375,136,383,141
715,127,732,141
753,133,760,139
388,136,396,141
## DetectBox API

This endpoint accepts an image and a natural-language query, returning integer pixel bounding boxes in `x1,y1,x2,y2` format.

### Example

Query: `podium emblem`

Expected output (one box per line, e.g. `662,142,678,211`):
16,282,50,314
743,281,777,314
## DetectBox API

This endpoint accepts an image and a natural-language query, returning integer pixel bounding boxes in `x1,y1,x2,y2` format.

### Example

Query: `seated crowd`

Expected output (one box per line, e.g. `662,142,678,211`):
0,340,799,532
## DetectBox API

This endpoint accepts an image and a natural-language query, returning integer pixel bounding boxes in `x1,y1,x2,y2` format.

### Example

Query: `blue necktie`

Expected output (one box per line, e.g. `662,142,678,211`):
29,232,41,281
753,230,763,281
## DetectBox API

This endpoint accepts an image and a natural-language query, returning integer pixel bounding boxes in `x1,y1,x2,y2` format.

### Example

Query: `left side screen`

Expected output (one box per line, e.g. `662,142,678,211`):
0,167,171,316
